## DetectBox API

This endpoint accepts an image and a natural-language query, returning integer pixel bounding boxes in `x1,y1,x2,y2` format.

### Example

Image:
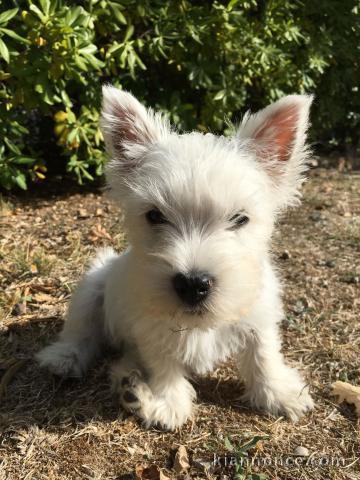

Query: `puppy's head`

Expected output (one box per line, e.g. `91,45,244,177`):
101,86,312,329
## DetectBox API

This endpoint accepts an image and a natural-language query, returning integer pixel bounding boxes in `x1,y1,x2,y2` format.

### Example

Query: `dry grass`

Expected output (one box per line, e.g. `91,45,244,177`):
0,169,359,480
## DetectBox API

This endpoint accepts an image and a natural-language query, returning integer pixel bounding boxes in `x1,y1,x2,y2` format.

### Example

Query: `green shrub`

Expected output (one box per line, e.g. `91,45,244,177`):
0,0,359,189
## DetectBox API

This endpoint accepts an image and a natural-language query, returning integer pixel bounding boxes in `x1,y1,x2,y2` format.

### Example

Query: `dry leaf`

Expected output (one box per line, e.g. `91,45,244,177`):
159,472,170,480
89,224,112,243
135,464,169,480
77,208,89,218
33,292,57,304
174,445,190,474
30,264,38,274
332,381,360,416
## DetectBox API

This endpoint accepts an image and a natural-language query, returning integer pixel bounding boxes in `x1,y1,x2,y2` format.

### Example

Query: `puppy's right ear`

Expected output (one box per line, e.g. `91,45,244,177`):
100,85,170,174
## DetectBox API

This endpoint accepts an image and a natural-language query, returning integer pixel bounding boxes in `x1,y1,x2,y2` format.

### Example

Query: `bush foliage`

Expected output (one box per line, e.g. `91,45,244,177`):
0,0,359,189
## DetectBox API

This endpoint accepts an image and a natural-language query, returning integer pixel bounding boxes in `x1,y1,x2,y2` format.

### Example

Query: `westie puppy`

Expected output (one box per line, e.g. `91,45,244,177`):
37,86,314,430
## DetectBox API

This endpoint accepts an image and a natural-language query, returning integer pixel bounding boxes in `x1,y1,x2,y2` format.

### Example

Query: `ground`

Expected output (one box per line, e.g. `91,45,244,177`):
0,168,359,480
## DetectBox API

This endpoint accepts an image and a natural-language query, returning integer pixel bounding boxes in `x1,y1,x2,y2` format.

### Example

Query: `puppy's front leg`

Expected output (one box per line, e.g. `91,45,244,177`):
112,354,195,430
238,325,313,421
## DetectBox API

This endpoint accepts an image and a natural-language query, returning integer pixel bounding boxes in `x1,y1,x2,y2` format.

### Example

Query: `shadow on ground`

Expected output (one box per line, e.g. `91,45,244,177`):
1,320,253,433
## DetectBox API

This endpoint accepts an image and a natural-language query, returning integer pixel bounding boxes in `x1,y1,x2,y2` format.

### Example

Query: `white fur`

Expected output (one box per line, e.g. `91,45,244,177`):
36,87,314,430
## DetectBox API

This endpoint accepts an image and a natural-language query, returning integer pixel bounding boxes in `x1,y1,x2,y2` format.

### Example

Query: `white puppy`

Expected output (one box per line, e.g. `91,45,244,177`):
37,86,314,430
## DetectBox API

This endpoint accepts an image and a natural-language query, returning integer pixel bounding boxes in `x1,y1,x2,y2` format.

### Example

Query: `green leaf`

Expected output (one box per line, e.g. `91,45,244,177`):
66,6,85,27
15,173,27,190
35,83,44,94
67,110,76,123
74,55,88,71
80,166,94,181
13,156,36,165
109,3,127,25
71,13,89,28
213,90,226,101
0,8,18,25
67,128,79,143
78,44,97,55
4,137,21,155
29,4,47,22
61,90,73,108
233,474,246,480
227,0,240,11
107,42,123,56
39,0,51,16
0,28,30,44
82,52,104,69
224,437,234,451
124,24,134,42
238,435,269,454
0,37,9,63
133,50,146,70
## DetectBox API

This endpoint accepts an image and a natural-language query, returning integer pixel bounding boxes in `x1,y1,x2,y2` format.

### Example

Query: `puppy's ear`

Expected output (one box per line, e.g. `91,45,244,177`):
100,85,170,174
237,95,313,206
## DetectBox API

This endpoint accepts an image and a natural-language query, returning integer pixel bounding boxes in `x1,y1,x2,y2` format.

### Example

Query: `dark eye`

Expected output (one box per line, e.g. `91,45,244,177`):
146,208,168,225
229,213,249,230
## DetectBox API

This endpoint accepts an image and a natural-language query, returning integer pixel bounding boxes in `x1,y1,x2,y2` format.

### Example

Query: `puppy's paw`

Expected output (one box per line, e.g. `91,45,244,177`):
114,369,154,413
283,386,314,421
243,370,314,421
266,384,313,421
141,398,193,431
36,341,86,377
141,379,196,430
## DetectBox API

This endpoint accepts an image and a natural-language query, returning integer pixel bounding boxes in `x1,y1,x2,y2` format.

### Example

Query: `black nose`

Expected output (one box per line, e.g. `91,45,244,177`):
172,272,214,306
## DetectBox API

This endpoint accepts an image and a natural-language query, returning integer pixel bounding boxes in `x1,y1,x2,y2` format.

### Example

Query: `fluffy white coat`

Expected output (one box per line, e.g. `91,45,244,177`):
37,87,314,430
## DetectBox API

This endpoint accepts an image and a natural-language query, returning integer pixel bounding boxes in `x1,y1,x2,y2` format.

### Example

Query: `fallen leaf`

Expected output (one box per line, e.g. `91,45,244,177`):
135,464,170,480
332,381,360,416
77,208,89,218
89,224,112,243
33,292,57,304
30,264,38,274
174,445,190,474
159,472,170,480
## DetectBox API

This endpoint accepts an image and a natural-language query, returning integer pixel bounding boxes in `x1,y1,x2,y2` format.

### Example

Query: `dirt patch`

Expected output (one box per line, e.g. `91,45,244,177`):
0,169,359,480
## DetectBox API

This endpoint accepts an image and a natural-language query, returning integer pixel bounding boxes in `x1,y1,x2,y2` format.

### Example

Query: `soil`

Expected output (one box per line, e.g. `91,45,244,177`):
0,168,359,480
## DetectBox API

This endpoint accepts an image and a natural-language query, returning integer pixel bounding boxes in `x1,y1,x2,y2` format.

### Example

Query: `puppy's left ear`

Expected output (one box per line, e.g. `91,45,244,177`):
100,85,170,175
237,95,313,206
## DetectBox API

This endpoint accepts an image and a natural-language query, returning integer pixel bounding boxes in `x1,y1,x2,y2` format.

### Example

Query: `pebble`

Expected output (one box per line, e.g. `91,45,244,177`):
294,446,310,456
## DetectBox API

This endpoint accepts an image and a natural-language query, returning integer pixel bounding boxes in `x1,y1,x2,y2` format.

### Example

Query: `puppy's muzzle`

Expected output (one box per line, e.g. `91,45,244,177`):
172,271,214,307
